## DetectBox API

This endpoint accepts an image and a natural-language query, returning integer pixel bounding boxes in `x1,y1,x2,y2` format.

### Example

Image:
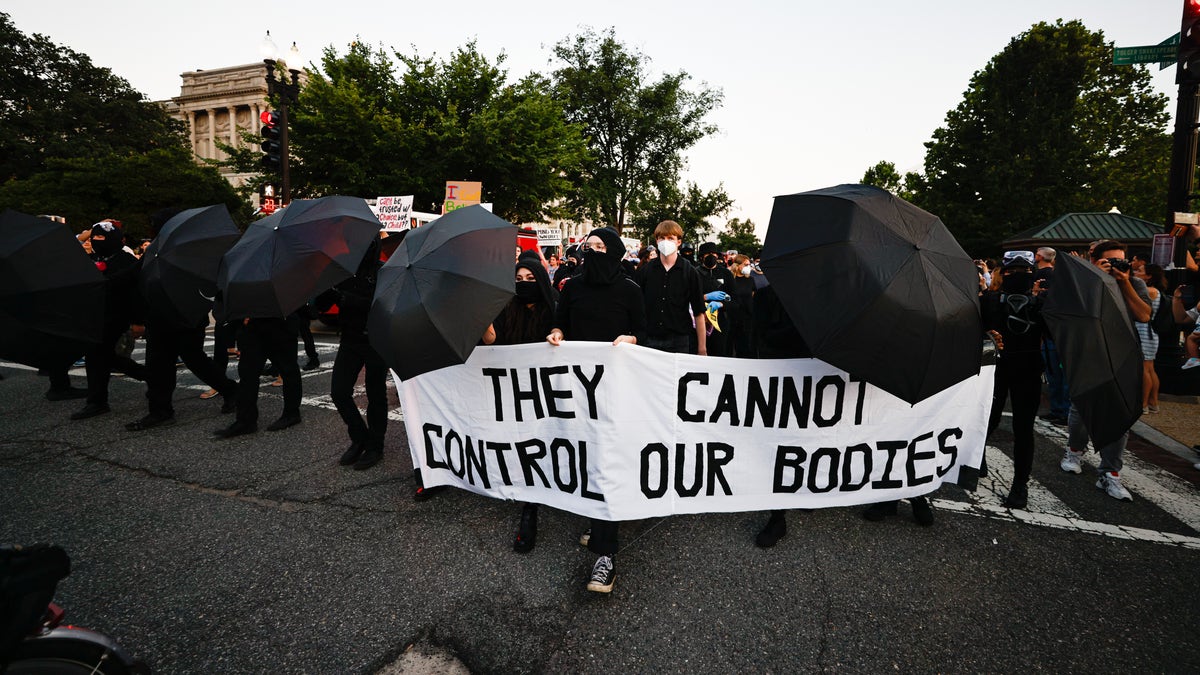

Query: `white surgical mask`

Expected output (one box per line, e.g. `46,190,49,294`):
740,265,752,276
657,239,678,257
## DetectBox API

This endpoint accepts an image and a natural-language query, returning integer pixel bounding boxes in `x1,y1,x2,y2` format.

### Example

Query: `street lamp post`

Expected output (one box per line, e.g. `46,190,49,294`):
259,32,303,205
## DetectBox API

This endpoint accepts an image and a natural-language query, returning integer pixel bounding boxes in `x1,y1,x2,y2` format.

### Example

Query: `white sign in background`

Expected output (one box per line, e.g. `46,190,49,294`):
396,343,991,520
375,195,414,231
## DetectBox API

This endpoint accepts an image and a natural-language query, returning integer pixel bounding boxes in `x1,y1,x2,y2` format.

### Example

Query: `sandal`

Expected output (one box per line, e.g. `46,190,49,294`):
200,388,219,399
270,376,283,387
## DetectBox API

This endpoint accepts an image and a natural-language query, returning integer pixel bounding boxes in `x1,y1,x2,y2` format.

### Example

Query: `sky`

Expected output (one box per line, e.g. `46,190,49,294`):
4,1,1187,238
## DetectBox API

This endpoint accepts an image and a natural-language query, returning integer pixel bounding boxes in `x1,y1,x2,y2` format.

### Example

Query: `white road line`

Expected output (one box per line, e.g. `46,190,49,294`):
1034,418,1200,532
971,445,1080,519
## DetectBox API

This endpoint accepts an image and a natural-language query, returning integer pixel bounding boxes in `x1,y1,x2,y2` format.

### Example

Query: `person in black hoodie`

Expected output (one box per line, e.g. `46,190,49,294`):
71,220,146,420
750,283,812,547
980,251,1045,509
547,227,644,593
320,239,388,470
486,251,558,553
126,209,238,431
696,242,736,357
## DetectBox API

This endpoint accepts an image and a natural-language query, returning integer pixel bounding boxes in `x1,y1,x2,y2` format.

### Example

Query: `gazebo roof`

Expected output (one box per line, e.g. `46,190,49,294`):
1002,212,1163,249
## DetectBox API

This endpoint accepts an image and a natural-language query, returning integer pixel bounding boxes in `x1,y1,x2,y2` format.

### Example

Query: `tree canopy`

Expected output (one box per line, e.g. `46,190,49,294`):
716,218,762,258
285,40,589,224
551,28,723,232
916,20,1169,254
626,181,733,245
0,13,243,235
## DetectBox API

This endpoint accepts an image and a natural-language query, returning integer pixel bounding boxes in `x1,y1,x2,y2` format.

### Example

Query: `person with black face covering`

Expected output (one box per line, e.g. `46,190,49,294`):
750,283,812,547
552,245,580,290
696,242,736,357
126,209,238,431
484,252,559,553
71,220,146,420
980,250,1046,509
312,239,389,469
547,227,644,593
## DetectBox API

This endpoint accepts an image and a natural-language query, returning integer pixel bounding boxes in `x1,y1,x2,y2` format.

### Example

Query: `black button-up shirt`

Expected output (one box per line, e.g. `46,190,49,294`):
635,256,706,339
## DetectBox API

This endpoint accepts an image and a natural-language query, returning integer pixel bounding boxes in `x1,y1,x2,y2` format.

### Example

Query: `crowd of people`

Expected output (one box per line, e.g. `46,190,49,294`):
21,212,1200,595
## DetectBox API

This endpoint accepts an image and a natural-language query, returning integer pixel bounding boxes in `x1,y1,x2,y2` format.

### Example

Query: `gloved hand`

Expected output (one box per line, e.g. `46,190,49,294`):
706,301,723,313
704,291,730,302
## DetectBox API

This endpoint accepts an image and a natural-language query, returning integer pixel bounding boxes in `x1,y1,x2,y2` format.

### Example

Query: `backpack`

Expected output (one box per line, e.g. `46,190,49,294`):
1151,292,1175,338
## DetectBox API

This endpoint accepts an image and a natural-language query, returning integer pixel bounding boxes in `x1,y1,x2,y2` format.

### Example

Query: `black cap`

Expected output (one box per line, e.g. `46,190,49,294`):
698,242,720,256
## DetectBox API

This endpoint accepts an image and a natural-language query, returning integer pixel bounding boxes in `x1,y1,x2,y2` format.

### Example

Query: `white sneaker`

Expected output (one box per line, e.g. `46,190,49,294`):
1182,357,1200,370
1096,472,1133,502
1060,449,1083,474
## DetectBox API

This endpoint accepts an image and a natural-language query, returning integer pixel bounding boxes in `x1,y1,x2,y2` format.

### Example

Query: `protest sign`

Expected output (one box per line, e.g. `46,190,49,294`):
396,343,991,520
443,181,482,213
375,196,414,231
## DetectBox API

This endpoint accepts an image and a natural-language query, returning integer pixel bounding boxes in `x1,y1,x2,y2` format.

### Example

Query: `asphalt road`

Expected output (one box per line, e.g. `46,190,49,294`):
1,336,1198,673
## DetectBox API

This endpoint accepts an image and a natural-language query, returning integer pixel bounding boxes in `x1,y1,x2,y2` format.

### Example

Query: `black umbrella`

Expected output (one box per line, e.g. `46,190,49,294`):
1041,253,1142,447
140,205,241,328
368,205,516,380
760,184,981,405
217,196,381,320
0,209,104,368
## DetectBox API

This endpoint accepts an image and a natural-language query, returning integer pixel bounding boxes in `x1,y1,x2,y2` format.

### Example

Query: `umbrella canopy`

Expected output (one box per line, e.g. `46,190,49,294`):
760,184,981,405
1041,253,1142,447
0,209,104,367
368,205,516,380
217,196,382,320
140,205,241,328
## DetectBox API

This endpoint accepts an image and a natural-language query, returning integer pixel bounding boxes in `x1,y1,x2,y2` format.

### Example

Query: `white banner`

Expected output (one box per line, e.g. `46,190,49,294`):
534,227,562,244
396,343,991,520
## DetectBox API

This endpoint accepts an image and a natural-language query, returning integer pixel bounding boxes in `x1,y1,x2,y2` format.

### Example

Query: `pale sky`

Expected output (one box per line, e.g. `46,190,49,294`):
4,1,1185,238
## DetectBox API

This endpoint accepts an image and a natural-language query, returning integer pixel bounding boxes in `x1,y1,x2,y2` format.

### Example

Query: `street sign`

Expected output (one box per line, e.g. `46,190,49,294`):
1160,32,1180,71
1114,44,1178,65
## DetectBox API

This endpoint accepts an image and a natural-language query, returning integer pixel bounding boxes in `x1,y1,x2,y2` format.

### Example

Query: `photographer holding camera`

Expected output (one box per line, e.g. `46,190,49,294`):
1059,241,1151,502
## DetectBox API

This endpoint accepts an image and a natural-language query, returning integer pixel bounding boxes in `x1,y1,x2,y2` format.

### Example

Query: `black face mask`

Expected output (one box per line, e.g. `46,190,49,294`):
515,281,541,303
581,250,623,285
701,254,718,269
1001,271,1033,295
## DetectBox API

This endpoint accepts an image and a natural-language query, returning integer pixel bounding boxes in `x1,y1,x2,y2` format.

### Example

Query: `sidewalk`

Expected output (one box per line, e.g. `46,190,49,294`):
1131,394,1199,485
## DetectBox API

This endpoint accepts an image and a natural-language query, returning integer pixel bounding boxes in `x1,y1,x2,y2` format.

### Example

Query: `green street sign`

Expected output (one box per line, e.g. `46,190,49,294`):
1114,44,1179,65
1160,32,1180,71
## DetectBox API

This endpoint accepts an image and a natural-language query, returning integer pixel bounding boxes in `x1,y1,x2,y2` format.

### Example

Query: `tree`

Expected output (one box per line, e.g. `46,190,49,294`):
627,181,733,245
0,148,245,239
919,20,1170,254
717,218,762,258
552,28,723,232
284,40,588,223
0,12,189,182
860,161,920,202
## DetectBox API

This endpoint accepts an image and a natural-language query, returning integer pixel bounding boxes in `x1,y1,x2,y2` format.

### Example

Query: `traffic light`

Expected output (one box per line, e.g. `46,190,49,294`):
260,110,282,170
1180,0,1200,84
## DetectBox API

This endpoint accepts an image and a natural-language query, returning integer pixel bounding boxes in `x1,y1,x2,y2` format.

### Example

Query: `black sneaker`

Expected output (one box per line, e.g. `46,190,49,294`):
586,555,615,593
214,421,257,438
412,469,446,501
863,501,898,522
513,504,538,554
339,441,364,466
755,511,787,548
1002,482,1028,510
353,446,382,471
125,414,175,432
266,414,301,432
45,387,88,401
910,496,935,526
69,403,110,420
302,356,320,371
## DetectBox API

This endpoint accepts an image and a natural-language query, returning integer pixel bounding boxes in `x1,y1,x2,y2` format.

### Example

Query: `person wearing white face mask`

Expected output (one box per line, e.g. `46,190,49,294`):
728,253,757,358
633,220,708,355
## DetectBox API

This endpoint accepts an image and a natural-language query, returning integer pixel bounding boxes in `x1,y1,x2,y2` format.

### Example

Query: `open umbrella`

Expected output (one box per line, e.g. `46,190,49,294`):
140,205,240,328
217,196,381,320
1041,253,1142,447
0,209,104,368
759,184,981,405
368,205,516,380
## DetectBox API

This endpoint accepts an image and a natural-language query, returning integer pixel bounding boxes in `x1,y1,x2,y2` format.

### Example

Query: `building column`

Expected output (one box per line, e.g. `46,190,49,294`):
227,106,238,149
205,108,216,160
251,102,260,134
185,110,197,155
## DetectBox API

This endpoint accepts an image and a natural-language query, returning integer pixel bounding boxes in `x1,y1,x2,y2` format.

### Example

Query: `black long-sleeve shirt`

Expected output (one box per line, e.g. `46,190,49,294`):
553,277,645,342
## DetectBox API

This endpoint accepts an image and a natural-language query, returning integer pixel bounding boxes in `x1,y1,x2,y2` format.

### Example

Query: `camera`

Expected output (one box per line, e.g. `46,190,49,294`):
1106,258,1131,273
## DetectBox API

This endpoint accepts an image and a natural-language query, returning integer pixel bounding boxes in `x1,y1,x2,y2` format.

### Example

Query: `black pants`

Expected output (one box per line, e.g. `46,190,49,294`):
85,323,145,406
986,355,1043,488
235,320,301,426
330,338,388,447
212,321,238,374
145,322,236,418
588,519,618,556
298,317,318,361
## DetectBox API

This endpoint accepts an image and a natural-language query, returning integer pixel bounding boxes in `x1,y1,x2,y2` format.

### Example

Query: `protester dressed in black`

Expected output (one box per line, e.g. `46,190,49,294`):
750,284,812,547
695,242,736,357
321,240,388,470
71,221,146,420
215,313,303,437
127,209,238,431
727,255,757,358
981,254,1045,508
547,227,644,593
489,253,558,553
